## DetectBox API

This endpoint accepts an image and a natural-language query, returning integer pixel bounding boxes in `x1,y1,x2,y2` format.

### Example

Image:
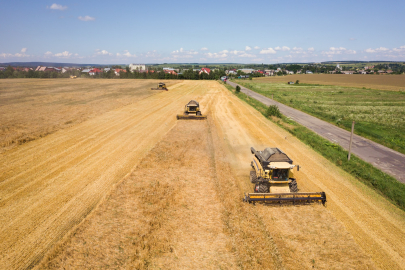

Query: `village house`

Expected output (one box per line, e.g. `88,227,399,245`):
89,68,102,76
225,69,237,75
264,69,275,76
164,70,177,75
129,64,146,72
199,68,210,75
341,71,354,75
238,68,255,74
114,68,126,76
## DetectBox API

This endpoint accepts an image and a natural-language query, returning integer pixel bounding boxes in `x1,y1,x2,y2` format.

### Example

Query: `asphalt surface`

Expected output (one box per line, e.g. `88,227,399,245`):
227,80,405,184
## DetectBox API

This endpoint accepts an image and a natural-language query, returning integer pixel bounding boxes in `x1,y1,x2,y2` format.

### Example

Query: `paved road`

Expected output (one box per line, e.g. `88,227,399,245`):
227,81,405,184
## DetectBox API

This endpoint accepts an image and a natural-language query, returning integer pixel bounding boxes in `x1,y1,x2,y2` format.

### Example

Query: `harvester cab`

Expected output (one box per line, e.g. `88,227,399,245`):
151,82,168,91
177,100,207,120
244,147,326,205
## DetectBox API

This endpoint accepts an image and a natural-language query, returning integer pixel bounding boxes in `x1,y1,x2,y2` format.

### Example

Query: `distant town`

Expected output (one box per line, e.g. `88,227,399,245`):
0,62,404,79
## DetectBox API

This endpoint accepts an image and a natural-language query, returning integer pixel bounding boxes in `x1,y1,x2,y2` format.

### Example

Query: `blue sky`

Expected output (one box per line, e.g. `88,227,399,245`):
1,0,404,64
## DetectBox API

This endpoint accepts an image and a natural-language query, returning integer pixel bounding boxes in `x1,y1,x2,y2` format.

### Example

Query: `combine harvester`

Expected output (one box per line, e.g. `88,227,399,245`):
177,100,207,120
151,82,168,91
244,147,326,205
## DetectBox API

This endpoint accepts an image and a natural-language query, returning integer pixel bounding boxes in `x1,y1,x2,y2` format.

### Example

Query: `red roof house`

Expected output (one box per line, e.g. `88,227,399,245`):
199,68,211,75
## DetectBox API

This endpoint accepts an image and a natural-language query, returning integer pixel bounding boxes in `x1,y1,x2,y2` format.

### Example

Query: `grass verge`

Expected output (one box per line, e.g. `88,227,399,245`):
234,80,405,155
223,82,405,212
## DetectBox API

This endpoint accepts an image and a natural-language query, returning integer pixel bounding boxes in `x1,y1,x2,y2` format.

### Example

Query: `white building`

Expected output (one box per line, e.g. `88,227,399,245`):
238,68,255,74
129,64,146,71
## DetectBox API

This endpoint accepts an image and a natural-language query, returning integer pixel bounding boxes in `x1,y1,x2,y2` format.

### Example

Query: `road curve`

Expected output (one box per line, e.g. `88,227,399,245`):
227,80,405,184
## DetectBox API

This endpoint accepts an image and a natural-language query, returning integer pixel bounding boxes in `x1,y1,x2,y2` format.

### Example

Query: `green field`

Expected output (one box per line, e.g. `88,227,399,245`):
234,80,405,155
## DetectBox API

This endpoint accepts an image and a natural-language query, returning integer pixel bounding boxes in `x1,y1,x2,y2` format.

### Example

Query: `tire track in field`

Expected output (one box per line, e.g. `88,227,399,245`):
0,81,213,269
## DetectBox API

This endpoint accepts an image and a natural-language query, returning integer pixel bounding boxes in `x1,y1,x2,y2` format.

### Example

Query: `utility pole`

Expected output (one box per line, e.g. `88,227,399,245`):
348,121,355,161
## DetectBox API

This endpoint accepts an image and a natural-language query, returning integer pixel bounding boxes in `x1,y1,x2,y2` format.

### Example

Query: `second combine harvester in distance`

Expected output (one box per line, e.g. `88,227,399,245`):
177,100,207,120
244,147,326,205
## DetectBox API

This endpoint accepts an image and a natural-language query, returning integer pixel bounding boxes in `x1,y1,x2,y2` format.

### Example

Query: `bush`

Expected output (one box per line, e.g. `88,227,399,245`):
295,80,299,84
266,105,282,118
236,85,241,93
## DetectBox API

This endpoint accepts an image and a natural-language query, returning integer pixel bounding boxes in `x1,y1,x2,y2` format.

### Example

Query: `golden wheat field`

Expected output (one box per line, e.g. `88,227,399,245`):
1,80,405,269
0,79,177,153
255,74,405,91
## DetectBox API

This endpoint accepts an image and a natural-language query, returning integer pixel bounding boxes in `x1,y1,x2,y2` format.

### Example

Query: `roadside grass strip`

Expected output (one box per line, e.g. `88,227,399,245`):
223,82,405,212
234,80,405,155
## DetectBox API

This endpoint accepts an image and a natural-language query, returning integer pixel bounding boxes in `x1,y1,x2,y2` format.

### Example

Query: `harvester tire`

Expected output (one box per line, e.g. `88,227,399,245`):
197,111,202,116
250,171,257,183
289,178,298,192
256,183,269,193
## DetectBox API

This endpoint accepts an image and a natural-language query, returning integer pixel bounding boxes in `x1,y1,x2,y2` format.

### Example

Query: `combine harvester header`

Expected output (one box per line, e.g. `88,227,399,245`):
177,100,207,120
244,147,327,205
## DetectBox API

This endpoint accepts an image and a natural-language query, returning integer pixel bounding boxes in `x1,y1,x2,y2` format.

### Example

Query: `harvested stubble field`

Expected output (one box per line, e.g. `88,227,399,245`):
0,78,177,153
1,80,405,269
235,79,405,154
254,74,405,91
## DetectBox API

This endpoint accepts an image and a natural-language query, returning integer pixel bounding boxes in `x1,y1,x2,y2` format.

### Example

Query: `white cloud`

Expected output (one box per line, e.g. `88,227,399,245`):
245,46,252,51
275,46,290,51
97,50,112,56
254,46,260,50
229,50,243,55
349,38,356,41
308,47,315,51
48,3,68,10
200,47,208,51
260,48,276,54
54,51,72,57
239,53,256,58
44,51,53,56
78,16,95,21
219,50,229,54
122,50,136,57
144,50,160,58
393,45,405,52
322,47,356,55
21,48,27,53
0,53,12,58
364,47,389,53
171,48,198,59
206,52,227,59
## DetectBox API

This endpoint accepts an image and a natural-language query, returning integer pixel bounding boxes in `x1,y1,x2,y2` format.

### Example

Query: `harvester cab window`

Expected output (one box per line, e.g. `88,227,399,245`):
272,169,288,181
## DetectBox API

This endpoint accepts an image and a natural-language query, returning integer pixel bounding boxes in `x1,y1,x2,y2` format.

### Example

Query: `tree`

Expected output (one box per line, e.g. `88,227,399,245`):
236,85,241,93
266,105,282,118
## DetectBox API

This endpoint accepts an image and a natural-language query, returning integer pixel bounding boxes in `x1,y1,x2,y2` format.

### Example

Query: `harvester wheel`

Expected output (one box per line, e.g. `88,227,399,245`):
255,183,269,193
197,111,202,116
250,171,257,183
289,178,298,192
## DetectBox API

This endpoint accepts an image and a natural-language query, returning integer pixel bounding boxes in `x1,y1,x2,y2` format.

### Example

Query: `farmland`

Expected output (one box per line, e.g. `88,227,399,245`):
234,79,405,155
1,80,405,269
254,74,405,91
0,79,178,153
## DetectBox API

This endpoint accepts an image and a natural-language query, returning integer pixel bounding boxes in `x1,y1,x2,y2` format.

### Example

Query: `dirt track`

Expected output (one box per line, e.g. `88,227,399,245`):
1,81,405,269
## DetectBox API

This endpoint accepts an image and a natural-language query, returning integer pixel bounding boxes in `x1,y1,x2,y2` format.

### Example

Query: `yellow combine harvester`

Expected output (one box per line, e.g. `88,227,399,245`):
177,100,207,120
244,147,326,205
70,76,77,79
151,82,168,91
